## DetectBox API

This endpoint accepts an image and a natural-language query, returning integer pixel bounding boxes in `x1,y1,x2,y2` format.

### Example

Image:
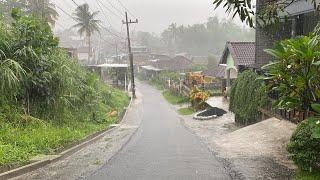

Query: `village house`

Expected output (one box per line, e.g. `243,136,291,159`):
77,46,95,65
218,41,255,88
140,65,163,80
150,55,193,73
203,65,226,93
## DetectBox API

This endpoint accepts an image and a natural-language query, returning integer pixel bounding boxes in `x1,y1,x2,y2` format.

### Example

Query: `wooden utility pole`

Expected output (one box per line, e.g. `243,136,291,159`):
123,12,138,98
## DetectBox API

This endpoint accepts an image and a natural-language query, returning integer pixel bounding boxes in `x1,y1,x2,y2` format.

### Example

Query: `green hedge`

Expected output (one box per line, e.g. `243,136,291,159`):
229,70,268,125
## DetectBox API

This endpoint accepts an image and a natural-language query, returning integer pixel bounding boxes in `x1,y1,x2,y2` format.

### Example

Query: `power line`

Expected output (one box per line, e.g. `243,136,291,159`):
56,2,123,41
95,0,124,38
71,0,79,7
115,0,136,18
104,0,124,16
96,0,122,19
98,24,125,40
56,5,76,21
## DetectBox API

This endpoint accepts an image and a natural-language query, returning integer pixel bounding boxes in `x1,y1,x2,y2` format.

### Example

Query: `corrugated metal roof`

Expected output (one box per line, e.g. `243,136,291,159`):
283,0,316,16
141,65,163,71
88,64,129,68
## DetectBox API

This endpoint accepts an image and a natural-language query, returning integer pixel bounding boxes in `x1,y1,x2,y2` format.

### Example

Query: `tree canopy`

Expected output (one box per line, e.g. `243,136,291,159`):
213,0,320,28
136,17,254,56
0,0,58,25
73,3,100,62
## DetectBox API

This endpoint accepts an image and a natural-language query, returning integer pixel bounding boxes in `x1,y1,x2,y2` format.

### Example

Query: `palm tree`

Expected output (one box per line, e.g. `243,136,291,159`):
73,3,100,63
26,0,58,26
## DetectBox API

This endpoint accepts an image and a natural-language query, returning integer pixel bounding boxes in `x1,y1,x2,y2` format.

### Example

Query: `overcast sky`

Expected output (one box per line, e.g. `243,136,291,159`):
53,0,244,34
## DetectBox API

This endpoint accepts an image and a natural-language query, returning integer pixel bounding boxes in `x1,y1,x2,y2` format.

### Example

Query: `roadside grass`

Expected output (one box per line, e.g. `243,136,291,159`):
0,91,129,169
162,91,189,105
149,81,165,91
295,170,320,180
178,107,195,115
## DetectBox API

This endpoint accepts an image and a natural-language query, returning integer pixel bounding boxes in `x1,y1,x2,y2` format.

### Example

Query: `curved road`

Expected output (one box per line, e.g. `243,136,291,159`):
87,82,230,180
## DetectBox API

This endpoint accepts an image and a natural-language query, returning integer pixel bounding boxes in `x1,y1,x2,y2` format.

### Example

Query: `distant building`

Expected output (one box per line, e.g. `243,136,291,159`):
77,46,95,65
131,46,150,54
219,41,255,87
191,56,208,65
203,65,226,80
86,64,130,90
63,47,78,59
150,54,171,61
150,55,193,73
140,65,163,80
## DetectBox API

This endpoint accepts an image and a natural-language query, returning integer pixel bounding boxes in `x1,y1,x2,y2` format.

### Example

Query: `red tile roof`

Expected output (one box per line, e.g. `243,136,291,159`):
203,65,226,79
220,42,255,66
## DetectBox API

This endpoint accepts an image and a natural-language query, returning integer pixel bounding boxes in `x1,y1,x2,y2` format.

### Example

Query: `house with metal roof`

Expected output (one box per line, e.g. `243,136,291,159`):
150,55,193,72
86,64,130,90
140,65,163,80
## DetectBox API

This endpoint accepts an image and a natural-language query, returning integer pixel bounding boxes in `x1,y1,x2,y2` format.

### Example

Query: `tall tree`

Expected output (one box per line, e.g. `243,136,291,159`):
0,0,58,25
73,3,100,63
161,17,254,56
26,0,58,26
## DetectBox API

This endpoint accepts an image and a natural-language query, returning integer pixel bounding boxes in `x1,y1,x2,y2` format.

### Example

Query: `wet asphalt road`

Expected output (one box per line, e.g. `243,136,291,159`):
87,82,230,180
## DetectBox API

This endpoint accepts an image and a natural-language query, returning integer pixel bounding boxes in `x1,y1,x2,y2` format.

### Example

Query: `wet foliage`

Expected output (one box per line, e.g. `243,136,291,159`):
229,70,268,125
0,12,129,167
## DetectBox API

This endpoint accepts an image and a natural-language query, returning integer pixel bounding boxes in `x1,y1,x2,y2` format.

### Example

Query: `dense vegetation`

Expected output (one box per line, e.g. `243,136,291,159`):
229,70,268,125
287,116,320,172
0,12,128,167
0,0,58,25
263,25,320,177
263,28,320,112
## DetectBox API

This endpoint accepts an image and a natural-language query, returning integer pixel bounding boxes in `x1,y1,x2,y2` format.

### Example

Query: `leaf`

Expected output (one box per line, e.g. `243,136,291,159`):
261,61,280,69
311,104,320,114
256,76,273,80
308,36,319,48
313,60,320,65
264,49,281,58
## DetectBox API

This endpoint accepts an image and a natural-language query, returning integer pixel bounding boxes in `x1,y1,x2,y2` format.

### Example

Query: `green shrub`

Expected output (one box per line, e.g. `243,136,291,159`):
287,118,320,172
229,70,268,125
0,12,130,167
263,26,320,112
287,104,320,173
295,169,320,180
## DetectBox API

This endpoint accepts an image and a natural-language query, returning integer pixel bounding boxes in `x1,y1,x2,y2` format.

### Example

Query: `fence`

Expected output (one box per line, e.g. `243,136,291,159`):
259,98,314,124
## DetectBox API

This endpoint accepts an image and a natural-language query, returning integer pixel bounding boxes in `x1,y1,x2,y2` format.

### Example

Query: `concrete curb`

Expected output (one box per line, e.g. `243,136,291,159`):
0,96,133,180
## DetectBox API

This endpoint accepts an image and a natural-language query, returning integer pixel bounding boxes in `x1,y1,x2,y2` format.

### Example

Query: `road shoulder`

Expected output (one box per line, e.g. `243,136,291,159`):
12,92,143,180
176,96,296,179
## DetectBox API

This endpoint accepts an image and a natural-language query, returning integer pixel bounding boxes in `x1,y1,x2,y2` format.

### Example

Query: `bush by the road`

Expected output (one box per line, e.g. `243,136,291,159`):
287,118,320,172
229,70,267,125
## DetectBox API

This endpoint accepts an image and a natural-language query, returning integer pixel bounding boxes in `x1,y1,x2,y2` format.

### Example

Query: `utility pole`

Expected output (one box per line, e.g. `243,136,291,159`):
123,12,138,98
